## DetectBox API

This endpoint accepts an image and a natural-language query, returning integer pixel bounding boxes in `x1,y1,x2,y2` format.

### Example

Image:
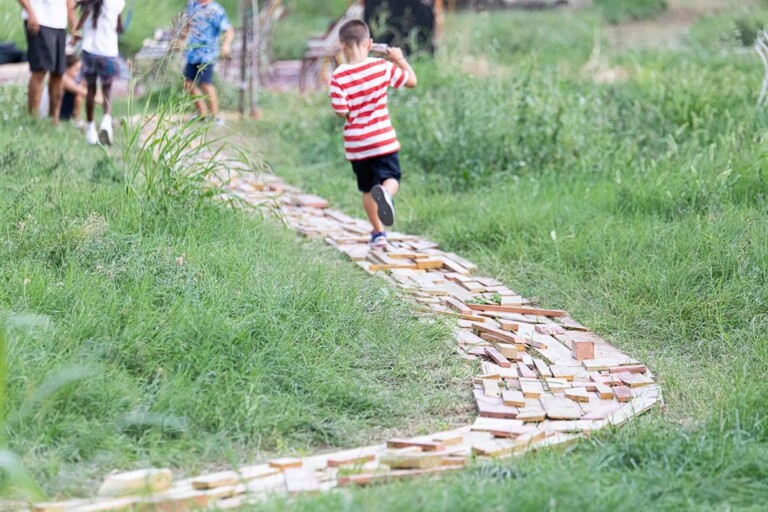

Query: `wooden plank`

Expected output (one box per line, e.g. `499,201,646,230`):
514,430,548,448
609,364,648,374
490,424,537,438
593,382,615,400
482,379,501,397
580,402,623,420
386,439,446,452
141,490,209,512
380,451,444,469
445,297,472,316
337,467,458,487
327,453,376,468
369,263,418,271
613,385,633,403
443,252,478,272
533,359,552,378
564,388,591,403
471,417,524,432
501,389,526,407
550,365,575,381
97,469,173,497
535,324,565,336
284,468,321,495
416,258,444,270
484,347,512,368
517,362,537,379
268,458,303,471
467,304,566,317
432,432,465,446
614,372,655,388
519,379,544,398
472,323,520,343
571,339,595,360
471,439,518,457
191,471,239,490
540,395,583,420
476,400,519,419
491,342,518,360
515,410,546,422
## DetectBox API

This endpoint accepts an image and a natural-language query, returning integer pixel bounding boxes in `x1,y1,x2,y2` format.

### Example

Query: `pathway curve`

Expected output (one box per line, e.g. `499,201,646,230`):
29,123,663,512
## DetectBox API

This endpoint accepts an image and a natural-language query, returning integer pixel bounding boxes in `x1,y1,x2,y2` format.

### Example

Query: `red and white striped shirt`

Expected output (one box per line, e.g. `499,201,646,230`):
330,58,409,161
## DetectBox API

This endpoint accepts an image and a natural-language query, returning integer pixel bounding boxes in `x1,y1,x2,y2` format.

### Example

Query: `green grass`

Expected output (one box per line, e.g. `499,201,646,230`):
594,0,668,24
232,5,768,510
0,87,468,498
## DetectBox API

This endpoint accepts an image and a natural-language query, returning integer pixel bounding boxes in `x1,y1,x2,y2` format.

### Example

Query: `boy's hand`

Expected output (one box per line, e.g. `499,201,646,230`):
221,43,232,60
26,13,40,35
386,47,405,63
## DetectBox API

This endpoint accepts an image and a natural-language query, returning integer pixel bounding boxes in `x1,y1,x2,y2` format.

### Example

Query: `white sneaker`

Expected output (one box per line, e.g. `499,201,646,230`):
85,122,98,145
99,114,113,146
369,232,388,249
371,185,395,227
214,117,225,127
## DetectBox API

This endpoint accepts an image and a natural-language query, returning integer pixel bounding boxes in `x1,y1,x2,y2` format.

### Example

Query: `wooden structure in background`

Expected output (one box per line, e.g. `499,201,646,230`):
364,0,443,55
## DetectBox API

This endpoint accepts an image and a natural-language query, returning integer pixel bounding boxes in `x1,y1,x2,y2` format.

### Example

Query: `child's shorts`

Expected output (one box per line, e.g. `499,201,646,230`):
82,51,120,86
184,61,215,84
351,152,401,193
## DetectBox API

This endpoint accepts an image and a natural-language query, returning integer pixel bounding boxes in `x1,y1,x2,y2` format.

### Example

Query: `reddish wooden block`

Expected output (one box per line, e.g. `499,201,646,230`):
608,364,648,374
476,400,519,419
571,340,595,360
613,385,633,403
485,347,512,368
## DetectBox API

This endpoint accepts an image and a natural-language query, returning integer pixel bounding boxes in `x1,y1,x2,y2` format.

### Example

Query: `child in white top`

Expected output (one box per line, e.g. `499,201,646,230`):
74,0,125,145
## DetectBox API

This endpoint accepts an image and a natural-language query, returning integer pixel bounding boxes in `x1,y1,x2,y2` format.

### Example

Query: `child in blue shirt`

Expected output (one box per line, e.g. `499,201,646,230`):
181,0,234,125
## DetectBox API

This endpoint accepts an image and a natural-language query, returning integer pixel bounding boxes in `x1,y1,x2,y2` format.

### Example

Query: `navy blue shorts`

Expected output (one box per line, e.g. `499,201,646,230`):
82,51,119,85
184,61,215,84
351,152,401,193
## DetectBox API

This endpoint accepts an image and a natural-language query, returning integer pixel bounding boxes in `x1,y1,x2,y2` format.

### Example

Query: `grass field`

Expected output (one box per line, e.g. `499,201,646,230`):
0,92,469,497
2,0,768,509
234,3,768,510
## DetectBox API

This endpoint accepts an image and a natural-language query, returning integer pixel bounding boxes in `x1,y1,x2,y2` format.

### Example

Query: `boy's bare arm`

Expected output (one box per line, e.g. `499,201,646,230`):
386,47,417,88
18,0,39,34
66,0,77,32
221,27,235,59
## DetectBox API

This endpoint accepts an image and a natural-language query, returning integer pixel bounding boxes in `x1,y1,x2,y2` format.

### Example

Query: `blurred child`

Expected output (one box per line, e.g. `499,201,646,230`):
75,0,125,145
329,20,417,248
180,0,234,125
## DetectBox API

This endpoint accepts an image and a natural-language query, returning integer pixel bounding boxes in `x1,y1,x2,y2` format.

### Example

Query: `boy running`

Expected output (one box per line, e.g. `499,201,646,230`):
329,20,417,249
181,0,234,125
75,0,125,145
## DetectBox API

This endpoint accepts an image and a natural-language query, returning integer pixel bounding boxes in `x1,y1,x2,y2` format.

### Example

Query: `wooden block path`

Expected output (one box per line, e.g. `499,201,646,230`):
27,121,663,511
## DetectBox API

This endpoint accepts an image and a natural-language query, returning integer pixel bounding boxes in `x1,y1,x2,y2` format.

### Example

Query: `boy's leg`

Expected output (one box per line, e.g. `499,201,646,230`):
382,177,399,196
184,80,208,116
199,82,219,118
362,192,386,234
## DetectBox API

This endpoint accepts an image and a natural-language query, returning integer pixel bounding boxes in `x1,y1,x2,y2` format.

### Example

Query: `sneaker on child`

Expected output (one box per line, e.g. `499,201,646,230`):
371,184,395,227
85,122,99,145
98,114,113,146
369,231,387,249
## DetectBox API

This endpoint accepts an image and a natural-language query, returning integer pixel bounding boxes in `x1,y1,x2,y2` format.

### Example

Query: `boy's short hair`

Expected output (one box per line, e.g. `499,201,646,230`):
66,54,81,68
339,19,370,46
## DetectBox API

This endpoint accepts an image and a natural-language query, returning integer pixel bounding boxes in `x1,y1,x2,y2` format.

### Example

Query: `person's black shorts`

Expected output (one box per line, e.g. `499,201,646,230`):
351,152,401,193
25,22,66,75
184,61,215,84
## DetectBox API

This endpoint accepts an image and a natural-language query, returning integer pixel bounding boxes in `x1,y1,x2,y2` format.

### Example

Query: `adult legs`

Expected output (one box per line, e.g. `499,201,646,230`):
28,71,46,116
48,73,64,123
